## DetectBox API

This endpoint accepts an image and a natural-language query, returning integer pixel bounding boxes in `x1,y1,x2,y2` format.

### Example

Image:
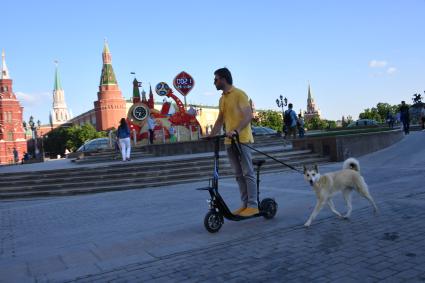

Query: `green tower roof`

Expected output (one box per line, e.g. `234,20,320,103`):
54,64,62,90
100,63,118,86
133,78,140,98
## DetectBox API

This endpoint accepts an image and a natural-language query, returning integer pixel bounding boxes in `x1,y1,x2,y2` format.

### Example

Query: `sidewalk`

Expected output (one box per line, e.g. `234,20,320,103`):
71,197,425,283
0,133,424,282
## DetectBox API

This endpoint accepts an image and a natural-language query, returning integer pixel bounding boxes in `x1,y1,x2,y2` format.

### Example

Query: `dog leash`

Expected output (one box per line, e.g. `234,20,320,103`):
231,133,304,174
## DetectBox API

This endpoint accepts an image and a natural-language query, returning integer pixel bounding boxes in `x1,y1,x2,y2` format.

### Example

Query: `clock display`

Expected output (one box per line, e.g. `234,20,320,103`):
132,105,148,121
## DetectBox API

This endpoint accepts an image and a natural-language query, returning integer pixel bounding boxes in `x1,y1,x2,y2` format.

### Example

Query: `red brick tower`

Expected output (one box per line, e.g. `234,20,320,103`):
94,40,126,131
0,50,26,164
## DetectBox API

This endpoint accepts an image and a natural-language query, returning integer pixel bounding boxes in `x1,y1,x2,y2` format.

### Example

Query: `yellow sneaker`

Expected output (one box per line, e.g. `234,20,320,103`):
232,207,246,215
239,207,259,217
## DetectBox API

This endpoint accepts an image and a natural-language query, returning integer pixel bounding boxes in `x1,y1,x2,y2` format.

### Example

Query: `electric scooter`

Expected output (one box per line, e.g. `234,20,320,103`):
197,134,278,233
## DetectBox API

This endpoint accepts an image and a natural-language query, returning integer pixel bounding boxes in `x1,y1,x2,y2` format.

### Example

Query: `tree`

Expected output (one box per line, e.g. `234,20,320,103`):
323,120,337,129
44,124,107,156
65,124,106,151
376,103,394,121
305,116,328,130
413,92,423,105
358,107,382,122
253,110,283,132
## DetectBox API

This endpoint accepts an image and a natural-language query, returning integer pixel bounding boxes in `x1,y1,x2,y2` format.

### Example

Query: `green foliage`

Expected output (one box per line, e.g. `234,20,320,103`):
359,102,403,123
342,115,353,127
44,124,107,156
252,110,283,131
323,120,337,129
359,107,382,122
305,116,328,130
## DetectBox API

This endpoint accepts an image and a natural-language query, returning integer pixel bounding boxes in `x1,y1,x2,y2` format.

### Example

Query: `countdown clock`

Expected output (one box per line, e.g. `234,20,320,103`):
132,104,149,121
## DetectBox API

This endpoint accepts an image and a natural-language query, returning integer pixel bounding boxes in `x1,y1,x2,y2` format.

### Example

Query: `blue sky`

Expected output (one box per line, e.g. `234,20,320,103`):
2,0,424,123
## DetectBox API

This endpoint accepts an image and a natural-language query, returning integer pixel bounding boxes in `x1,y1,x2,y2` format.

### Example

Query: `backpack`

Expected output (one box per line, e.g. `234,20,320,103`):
284,110,293,126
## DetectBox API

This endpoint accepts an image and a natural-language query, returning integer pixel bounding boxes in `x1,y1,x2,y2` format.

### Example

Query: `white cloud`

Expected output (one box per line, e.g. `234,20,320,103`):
368,60,387,68
387,67,397,75
15,92,50,106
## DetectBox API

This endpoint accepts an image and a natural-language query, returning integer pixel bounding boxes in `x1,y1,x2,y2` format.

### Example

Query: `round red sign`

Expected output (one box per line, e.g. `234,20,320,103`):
173,71,195,97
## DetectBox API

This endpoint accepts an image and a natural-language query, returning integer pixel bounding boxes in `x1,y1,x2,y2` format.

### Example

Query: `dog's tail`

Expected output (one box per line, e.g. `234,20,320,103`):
343,158,360,172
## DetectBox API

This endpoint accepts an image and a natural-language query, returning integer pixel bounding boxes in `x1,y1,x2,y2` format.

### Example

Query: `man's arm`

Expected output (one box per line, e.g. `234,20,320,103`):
210,111,224,136
234,106,253,134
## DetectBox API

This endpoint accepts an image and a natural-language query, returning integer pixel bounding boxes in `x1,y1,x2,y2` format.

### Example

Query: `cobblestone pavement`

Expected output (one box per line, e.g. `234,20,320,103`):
1,133,425,283
69,195,425,283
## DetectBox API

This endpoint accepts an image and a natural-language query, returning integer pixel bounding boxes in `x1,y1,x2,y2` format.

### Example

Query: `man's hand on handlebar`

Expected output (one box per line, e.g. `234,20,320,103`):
225,130,240,139
225,130,237,139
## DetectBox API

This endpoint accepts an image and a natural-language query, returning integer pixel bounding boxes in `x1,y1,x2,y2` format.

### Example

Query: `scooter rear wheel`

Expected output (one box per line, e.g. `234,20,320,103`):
260,198,278,219
204,210,223,233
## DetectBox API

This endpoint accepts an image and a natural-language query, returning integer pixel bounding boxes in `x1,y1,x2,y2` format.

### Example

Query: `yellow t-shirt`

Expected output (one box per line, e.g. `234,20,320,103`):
219,87,254,144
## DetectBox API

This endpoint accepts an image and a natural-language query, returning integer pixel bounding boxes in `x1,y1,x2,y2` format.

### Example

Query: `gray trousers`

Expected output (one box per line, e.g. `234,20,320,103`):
226,144,258,208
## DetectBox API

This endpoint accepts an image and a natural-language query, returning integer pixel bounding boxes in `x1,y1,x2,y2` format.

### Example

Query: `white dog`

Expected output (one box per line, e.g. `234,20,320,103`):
303,158,378,227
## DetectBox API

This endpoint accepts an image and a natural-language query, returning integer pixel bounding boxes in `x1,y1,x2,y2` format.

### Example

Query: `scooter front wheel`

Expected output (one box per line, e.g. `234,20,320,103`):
204,210,223,233
260,198,278,219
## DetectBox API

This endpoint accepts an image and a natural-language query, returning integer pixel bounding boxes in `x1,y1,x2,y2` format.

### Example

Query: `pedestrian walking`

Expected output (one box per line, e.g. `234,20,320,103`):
297,114,305,138
169,124,176,142
117,118,131,161
13,148,18,164
386,111,394,128
147,113,156,144
284,103,298,139
399,101,410,135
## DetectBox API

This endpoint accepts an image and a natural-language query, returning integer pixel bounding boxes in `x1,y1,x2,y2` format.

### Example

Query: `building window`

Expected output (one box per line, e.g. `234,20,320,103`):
7,132,13,141
5,112,12,123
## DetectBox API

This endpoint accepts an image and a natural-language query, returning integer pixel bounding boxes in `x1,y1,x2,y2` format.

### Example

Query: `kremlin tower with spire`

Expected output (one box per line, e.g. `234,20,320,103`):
93,40,126,131
50,62,72,128
0,50,26,164
304,83,321,122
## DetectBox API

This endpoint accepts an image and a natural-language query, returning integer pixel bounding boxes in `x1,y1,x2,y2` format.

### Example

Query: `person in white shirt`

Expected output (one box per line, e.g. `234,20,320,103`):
147,114,156,144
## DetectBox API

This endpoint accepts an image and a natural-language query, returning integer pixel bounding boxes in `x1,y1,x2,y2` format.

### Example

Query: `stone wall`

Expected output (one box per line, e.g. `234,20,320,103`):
143,139,225,156
292,129,404,161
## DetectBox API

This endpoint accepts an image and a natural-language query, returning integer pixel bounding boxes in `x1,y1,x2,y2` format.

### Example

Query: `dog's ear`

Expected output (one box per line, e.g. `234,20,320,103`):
314,164,318,172
303,165,307,173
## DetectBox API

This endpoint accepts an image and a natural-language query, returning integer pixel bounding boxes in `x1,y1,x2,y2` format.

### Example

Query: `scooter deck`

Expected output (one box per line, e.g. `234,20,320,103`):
223,212,264,221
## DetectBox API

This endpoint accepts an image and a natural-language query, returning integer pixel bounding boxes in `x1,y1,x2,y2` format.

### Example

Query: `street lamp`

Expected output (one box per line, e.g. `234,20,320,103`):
276,95,288,134
28,116,35,138
28,116,40,158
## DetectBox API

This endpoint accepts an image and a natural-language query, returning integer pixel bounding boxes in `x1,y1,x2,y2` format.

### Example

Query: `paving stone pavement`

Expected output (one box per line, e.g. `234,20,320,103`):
68,197,425,283
1,132,425,283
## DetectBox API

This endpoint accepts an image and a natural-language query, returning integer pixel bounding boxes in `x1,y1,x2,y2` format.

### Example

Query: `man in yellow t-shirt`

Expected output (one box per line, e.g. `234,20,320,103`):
209,68,258,217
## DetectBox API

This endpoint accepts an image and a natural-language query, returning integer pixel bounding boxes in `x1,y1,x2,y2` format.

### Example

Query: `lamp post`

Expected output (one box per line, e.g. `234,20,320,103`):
276,95,288,135
37,120,42,160
28,116,35,158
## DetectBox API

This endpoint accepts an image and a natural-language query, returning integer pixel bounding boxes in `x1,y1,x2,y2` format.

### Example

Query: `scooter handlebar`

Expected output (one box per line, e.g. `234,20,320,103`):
201,132,239,141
